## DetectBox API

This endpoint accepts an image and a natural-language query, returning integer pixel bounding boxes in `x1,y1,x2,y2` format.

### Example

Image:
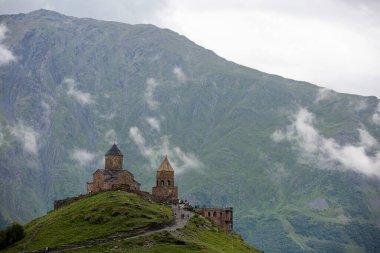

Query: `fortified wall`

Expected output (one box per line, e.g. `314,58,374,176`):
194,207,233,231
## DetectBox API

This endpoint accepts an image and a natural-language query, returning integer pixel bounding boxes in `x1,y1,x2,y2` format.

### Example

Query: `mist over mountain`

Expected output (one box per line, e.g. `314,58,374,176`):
0,9,380,253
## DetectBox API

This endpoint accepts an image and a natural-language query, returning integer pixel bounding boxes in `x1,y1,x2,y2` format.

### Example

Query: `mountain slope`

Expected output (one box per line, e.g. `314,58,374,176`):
0,9,380,253
1,191,260,253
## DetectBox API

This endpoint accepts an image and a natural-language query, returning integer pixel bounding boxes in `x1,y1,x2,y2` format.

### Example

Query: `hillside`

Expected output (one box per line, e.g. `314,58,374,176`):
0,9,380,253
1,191,260,253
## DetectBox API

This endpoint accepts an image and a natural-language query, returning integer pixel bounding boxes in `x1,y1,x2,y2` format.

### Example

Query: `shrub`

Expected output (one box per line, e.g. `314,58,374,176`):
0,230,6,249
0,222,25,249
6,223,25,244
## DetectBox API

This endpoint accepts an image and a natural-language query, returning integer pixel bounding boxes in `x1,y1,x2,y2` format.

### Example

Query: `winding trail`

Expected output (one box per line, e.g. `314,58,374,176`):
23,218,52,252
26,205,194,253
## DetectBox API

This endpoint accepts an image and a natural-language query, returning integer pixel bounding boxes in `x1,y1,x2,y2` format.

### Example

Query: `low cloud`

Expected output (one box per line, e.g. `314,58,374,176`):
144,78,160,110
315,88,335,103
359,128,377,148
146,117,160,132
272,108,380,177
173,66,187,83
372,103,380,125
41,100,51,125
129,126,203,174
351,99,368,112
64,78,94,106
129,126,154,158
99,113,115,120
71,148,96,167
10,122,39,155
0,24,16,66
0,125,4,146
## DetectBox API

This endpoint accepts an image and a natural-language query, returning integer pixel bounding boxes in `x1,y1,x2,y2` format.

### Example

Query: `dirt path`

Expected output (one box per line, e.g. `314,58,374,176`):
22,218,52,252
26,205,193,253
167,204,194,231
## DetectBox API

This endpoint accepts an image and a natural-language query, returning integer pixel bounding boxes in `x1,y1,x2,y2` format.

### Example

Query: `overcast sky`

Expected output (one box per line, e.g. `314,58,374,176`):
1,0,379,97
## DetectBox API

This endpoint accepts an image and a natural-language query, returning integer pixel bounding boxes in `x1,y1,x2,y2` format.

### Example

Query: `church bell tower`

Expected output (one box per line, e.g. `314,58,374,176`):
152,156,178,202
105,144,123,170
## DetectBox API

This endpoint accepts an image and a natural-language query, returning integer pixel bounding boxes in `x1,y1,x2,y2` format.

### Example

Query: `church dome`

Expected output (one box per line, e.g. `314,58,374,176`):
105,144,123,156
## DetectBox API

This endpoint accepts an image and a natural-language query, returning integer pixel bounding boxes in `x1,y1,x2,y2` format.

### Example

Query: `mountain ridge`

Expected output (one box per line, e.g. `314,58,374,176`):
0,9,380,253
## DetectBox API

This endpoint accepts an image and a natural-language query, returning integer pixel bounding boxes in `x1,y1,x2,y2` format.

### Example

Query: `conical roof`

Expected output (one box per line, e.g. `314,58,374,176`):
157,156,174,172
105,144,123,156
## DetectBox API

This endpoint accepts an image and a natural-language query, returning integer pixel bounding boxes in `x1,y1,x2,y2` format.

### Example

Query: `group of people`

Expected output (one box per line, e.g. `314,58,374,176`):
174,199,191,219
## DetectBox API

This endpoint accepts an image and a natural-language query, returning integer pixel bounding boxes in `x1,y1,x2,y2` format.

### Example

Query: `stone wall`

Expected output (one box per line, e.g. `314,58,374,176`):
194,207,233,231
54,194,89,209
87,170,140,194
152,185,178,202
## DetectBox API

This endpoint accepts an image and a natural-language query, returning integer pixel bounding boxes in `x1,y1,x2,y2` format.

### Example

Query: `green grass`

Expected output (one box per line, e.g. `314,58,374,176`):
2,191,172,252
58,215,261,253
1,193,260,253
180,215,262,253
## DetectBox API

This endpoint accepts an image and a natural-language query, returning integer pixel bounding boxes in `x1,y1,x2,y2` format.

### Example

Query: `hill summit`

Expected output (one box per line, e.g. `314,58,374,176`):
2,191,261,253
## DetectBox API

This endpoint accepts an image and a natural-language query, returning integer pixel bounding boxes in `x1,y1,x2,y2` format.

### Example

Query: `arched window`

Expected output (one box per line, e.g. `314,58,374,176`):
208,212,211,217
160,180,164,186
167,180,171,186
213,211,217,217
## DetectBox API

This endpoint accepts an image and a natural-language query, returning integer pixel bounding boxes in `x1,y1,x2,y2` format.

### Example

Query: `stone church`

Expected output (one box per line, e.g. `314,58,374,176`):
152,156,178,202
86,144,178,203
87,144,141,193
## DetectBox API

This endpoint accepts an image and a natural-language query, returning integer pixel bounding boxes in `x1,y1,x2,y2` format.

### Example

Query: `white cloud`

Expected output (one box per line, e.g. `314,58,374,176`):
350,99,368,112
144,78,160,110
0,24,16,66
129,126,154,158
41,100,51,125
315,88,335,103
105,129,117,144
173,66,187,83
359,128,377,148
271,130,286,142
10,122,39,155
272,108,380,177
0,125,4,146
372,103,380,125
100,113,115,120
64,78,94,106
146,117,160,132
129,126,203,173
71,148,96,167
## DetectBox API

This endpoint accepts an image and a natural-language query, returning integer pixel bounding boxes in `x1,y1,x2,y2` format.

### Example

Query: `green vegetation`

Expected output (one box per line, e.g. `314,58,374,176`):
2,191,172,252
50,215,261,253
1,192,259,253
0,223,25,250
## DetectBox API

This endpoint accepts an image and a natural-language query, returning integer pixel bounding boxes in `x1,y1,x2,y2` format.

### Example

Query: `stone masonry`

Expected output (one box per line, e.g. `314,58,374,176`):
86,144,140,193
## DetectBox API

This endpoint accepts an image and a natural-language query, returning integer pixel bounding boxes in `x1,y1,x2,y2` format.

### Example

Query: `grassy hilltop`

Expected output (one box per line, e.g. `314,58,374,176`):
1,191,260,253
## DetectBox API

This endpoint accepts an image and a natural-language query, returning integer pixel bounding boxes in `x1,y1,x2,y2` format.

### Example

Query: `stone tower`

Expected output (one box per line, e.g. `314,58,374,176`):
152,156,178,202
105,144,123,170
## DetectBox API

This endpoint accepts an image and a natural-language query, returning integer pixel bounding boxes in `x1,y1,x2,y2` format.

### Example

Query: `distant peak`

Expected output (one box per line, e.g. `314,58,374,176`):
29,9,66,17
